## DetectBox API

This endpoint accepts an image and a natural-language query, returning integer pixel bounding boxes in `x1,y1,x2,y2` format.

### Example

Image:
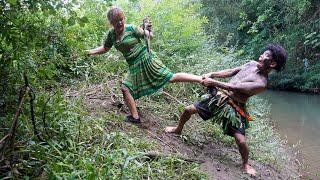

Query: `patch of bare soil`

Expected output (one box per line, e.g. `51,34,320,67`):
136,112,300,180
73,84,300,180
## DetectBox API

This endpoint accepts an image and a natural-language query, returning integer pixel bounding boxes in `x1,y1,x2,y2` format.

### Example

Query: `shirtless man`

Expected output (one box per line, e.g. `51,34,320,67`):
165,43,288,176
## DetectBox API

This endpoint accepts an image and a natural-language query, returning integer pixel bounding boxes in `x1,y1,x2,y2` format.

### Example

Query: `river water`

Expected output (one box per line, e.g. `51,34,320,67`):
259,90,320,178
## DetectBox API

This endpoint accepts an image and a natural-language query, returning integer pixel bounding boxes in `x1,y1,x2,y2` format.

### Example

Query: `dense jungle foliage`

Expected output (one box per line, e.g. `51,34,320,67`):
0,0,317,178
201,0,320,92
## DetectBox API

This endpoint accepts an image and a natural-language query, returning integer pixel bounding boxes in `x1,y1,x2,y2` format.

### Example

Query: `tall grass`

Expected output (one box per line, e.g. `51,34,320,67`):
2,81,207,179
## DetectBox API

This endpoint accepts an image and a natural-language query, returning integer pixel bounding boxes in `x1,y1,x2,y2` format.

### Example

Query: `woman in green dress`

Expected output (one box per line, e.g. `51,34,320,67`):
87,7,202,123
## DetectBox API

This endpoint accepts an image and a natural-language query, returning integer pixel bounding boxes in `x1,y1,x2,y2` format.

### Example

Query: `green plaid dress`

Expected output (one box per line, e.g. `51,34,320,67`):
104,24,173,100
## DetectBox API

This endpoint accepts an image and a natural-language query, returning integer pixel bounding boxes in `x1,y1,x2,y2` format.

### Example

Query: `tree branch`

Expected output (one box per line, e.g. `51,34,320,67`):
0,87,29,160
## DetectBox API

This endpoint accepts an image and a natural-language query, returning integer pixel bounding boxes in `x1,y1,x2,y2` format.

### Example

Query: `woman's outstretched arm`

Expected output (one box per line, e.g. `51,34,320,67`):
87,46,110,55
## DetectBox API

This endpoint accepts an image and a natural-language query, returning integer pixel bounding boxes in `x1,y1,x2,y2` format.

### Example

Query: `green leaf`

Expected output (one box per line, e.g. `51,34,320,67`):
56,3,63,9
57,162,73,168
86,163,94,171
311,39,318,44
313,42,320,48
304,40,310,44
13,60,18,70
80,16,89,23
305,32,316,39
8,0,17,6
61,18,67,25
49,9,56,15
68,17,76,26
79,22,85,27
43,10,49,16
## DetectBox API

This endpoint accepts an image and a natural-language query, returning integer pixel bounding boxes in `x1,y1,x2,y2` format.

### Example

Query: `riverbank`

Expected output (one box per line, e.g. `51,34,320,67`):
260,90,320,179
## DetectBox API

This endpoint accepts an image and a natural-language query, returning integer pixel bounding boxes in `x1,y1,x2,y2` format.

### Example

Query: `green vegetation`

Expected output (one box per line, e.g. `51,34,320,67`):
1,0,314,178
201,0,320,92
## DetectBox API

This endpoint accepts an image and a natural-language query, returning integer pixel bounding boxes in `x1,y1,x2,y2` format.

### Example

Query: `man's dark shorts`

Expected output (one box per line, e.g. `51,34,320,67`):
193,97,246,137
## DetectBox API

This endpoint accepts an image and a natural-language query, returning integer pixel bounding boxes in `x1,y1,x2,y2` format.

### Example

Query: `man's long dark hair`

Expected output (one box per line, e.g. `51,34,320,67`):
263,43,288,72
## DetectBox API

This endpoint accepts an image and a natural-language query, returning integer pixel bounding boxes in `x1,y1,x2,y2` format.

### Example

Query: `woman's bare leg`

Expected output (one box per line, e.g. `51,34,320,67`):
121,84,139,119
169,73,202,83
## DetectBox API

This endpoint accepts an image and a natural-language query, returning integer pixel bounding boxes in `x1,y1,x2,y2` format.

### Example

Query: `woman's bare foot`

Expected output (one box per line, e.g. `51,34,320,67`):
164,126,182,134
242,164,256,177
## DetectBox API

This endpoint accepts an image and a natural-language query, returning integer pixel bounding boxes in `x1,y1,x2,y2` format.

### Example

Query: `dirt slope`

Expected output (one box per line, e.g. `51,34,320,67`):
70,84,300,180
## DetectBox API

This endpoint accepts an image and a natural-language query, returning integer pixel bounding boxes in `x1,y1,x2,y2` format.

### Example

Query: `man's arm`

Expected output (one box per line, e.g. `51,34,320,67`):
203,66,242,78
201,77,267,96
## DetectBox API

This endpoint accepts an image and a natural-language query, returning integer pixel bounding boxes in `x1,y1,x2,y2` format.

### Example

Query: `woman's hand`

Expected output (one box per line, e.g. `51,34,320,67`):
146,20,152,32
84,50,90,56
86,46,109,55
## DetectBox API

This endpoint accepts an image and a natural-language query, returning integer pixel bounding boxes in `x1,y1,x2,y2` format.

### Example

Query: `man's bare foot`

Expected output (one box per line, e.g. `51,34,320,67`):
242,164,256,177
164,126,182,134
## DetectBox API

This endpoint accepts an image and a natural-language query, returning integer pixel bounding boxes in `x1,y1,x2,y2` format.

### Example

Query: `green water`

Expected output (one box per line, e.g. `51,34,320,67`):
259,90,320,178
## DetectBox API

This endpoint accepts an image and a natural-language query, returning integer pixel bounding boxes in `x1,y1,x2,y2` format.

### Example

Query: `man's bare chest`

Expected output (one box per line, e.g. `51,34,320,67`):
230,66,262,83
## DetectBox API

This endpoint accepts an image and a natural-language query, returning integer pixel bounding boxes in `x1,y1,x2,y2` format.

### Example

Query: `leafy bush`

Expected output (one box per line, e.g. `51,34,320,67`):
200,0,320,92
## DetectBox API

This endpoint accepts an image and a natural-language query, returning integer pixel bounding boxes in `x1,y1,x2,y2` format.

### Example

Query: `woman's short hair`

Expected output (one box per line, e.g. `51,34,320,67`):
106,7,125,25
